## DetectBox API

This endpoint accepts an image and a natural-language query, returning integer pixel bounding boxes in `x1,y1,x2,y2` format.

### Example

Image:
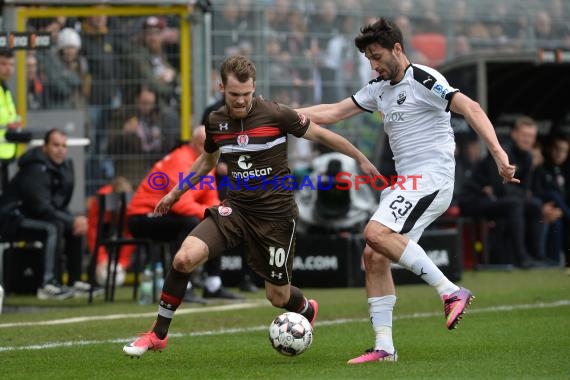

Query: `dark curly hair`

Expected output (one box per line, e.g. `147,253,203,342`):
354,18,404,53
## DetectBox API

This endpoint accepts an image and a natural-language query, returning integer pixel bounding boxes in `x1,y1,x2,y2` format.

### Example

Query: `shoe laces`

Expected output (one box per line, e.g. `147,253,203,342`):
362,348,385,355
443,295,459,314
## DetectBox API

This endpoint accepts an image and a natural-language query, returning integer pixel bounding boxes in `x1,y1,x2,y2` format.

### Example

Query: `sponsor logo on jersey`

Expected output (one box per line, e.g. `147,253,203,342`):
218,205,232,216
270,271,284,280
234,155,274,177
431,83,449,99
384,111,405,122
422,75,435,87
237,155,253,169
237,134,249,146
397,91,407,105
231,167,274,178
218,122,229,131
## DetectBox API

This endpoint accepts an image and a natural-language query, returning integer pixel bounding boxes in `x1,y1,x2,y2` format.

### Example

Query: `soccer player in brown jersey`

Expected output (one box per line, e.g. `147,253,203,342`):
123,55,380,357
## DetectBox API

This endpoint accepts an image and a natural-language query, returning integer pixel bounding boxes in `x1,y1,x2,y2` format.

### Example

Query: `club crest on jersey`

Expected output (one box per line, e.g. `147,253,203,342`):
237,134,249,147
219,122,229,131
397,91,407,105
218,205,232,216
297,112,308,125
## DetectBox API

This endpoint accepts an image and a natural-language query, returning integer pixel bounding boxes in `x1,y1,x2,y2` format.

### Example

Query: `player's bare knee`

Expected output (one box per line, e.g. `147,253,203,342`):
362,245,376,268
265,285,288,307
268,296,287,308
172,237,208,272
363,245,390,272
364,222,393,253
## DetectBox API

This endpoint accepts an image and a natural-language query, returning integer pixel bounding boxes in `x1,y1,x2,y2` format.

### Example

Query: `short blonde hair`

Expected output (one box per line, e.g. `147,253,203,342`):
220,55,256,85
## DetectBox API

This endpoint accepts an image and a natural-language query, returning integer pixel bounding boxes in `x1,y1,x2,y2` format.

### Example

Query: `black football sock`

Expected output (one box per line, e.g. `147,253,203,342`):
153,268,191,339
284,286,314,322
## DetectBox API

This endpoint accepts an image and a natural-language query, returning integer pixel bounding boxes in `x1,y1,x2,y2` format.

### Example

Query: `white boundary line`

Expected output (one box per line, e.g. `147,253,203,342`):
0,299,568,353
0,301,268,328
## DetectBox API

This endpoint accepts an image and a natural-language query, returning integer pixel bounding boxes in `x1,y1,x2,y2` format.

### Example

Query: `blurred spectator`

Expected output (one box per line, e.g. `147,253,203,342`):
487,21,511,50
533,10,559,49
282,7,314,106
212,2,253,67
107,83,180,187
394,15,430,66
458,116,545,268
86,176,134,286
453,35,472,58
26,52,47,110
412,0,443,34
465,21,493,53
160,16,182,73
0,128,92,299
265,34,295,105
27,16,66,41
237,0,258,32
546,0,570,48
264,0,294,35
453,132,481,204
39,27,90,109
308,0,339,103
324,14,361,100
357,16,380,84
532,134,569,265
0,49,21,163
450,0,470,36
81,14,122,152
120,16,179,106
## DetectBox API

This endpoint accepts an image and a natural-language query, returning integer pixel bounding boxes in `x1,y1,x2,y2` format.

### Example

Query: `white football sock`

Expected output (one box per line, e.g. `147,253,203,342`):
398,239,459,297
204,275,222,293
369,295,396,354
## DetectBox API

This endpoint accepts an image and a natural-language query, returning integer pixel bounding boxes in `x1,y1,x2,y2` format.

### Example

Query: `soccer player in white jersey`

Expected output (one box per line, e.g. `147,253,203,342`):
297,18,519,364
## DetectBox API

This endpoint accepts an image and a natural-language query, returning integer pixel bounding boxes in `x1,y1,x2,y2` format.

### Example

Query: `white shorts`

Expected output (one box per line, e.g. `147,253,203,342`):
370,175,453,242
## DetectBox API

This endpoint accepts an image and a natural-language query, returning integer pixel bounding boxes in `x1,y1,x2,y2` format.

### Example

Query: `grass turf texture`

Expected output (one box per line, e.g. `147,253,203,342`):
1,268,569,379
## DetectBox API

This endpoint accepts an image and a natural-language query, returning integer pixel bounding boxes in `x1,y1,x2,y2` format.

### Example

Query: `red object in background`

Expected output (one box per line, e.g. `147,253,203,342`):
87,184,135,269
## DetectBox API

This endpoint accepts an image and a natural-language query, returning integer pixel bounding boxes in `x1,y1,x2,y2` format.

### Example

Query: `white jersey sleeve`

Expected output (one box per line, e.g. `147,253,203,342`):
352,78,385,113
416,65,458,112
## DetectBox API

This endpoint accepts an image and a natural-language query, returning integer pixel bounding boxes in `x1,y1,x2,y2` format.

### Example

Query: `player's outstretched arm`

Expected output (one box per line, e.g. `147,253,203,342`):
296,98,362,125
154,150,221,216
450,92,519,184
302,121,380,178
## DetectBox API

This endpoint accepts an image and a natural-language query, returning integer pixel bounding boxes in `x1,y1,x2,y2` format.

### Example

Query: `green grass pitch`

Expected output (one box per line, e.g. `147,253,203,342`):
1,268,569,380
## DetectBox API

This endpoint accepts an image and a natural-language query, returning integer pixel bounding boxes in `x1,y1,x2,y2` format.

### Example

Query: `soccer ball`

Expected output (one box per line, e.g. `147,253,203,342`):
268,312,313,356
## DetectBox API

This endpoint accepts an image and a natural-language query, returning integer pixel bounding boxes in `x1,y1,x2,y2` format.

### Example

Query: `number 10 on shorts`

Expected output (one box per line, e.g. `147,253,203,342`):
269,246,286,268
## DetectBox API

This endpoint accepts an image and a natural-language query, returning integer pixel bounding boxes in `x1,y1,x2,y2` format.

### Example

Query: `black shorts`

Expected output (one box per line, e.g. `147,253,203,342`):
190,202,296,286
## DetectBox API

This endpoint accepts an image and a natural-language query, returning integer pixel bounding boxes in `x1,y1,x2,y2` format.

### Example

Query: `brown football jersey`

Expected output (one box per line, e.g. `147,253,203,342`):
205,97,310,220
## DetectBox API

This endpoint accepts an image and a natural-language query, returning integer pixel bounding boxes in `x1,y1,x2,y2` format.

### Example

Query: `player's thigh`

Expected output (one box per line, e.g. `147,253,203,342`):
243,217,296,286
371,184,453,242
189,216,229,259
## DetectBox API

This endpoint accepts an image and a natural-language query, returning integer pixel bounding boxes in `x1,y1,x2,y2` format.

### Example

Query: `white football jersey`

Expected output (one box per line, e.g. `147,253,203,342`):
352,64,458,182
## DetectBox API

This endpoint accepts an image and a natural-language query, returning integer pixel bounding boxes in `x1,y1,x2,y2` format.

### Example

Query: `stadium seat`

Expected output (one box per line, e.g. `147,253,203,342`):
411,33,447,67
88,192,170,303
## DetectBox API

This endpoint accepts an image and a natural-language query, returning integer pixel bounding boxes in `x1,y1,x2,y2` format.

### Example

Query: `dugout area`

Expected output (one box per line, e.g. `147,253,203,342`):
442,51,570,141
